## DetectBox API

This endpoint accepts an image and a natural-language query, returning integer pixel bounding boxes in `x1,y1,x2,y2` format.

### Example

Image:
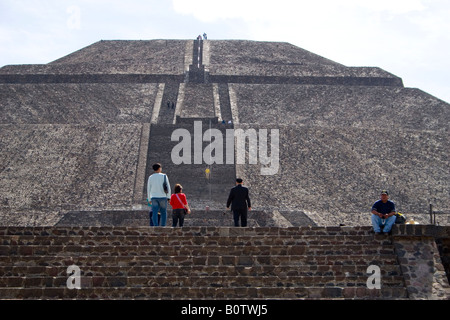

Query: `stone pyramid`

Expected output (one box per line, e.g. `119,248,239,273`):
0,39,448,227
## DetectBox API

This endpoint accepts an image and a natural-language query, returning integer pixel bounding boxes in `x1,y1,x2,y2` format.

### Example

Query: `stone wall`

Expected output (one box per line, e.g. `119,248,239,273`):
0,81,160,225
208,41,400,80
234,123,449,226
0,40,188,75
230,84,449,131
0,83,158,124
229,82,449,225
392,225,450,299
0,124,145,225
0,225,448,300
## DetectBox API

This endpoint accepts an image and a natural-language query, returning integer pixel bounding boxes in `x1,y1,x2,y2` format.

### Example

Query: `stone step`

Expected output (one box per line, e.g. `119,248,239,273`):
0,226,376,237
54,211,260,227
0,244,396,257
0,286,409,299
0,275,405,288
158,80,179,124
85,218,262,227
0,264,403,277
178,218,261,227
0,234,391,246
0,254,399,267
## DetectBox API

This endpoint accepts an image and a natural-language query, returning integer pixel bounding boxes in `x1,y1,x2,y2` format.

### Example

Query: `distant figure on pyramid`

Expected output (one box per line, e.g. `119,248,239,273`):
197,35,202,41
203,33,207,40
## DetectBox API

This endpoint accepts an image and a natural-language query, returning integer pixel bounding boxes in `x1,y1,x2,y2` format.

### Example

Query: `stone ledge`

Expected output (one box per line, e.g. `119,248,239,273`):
392,225,450,238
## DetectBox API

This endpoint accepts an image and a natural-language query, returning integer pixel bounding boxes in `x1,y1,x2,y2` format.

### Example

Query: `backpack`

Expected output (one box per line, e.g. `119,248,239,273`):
395,212,406,224
163,174,168,194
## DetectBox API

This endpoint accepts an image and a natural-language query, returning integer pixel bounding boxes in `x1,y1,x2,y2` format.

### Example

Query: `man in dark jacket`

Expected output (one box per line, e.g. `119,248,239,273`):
226,178,251,227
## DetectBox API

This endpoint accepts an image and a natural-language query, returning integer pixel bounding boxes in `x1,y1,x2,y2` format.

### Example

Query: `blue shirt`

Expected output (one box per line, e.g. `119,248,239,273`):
372,200,396,215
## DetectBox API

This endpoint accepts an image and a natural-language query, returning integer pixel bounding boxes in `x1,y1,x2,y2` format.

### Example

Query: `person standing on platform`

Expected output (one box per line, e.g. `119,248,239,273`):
170,184,191,227
147,163,171,226
226,178,251,227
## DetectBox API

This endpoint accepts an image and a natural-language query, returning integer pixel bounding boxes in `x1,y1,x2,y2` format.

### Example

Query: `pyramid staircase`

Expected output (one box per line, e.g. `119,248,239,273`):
144,122,236,211
0,226,409,299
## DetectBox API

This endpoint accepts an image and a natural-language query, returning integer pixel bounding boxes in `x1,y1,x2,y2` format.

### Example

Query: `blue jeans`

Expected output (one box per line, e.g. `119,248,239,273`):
148,210,160,226
151,198,167,226
371,214,396,233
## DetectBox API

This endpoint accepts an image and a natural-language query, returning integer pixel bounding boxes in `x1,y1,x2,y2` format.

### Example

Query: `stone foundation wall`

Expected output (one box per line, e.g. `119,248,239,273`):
392,226,450,299
0,225,449,300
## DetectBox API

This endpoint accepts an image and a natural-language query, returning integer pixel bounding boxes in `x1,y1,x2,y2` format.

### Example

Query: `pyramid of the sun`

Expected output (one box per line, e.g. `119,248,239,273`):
0,39,448,227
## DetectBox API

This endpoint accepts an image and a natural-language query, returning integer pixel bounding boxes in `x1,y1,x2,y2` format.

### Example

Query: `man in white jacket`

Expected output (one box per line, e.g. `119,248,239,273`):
147,163,171,226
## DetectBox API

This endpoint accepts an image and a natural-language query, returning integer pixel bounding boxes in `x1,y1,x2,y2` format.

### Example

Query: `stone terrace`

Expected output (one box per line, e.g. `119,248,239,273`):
231,84,449,131
237,125,449,226
230,83,449,225
0,83,157,124
208,41,401,80
0,40,189,75
0,124,144,225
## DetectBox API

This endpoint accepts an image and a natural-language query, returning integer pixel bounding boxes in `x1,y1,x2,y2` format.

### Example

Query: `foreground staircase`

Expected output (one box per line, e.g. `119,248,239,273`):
0,226,409,299
56,210,265,227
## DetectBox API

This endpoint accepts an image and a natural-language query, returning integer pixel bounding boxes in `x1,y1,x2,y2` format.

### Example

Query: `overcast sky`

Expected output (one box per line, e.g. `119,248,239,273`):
1,0,449,103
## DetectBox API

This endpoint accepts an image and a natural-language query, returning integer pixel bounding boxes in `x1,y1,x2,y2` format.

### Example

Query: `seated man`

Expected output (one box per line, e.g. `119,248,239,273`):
371,190,397,234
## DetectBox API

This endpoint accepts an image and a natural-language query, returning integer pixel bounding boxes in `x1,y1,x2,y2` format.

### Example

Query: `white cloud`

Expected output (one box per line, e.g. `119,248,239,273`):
344,0,426,14
171,0,450,102
66,6,82,30
172,0,426,23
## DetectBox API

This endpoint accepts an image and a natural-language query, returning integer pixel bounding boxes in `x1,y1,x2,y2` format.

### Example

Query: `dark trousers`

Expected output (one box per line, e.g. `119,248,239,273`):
233,209,248,227
172,209,186,227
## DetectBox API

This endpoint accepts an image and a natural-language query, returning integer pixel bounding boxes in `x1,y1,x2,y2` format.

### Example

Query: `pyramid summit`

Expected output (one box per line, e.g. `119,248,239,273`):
0,39,448,227
0,39,403,84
